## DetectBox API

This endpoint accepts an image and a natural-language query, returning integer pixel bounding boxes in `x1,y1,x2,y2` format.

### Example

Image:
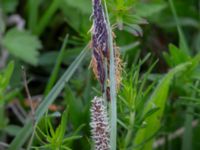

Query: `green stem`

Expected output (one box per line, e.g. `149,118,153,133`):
103,58,108,100
26,124,36,150
28,0,39,31
182,106,194,150
182,81,199,150
0,104,6,128
125,112,135,147
103,1,117,149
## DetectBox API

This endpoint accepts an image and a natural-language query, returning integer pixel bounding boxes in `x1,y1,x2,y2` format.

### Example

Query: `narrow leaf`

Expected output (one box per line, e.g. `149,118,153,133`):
134,62,191,150
8,45,88,150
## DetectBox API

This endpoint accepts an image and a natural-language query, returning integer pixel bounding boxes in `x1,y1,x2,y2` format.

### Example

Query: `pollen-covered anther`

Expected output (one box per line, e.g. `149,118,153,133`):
114,45,123,90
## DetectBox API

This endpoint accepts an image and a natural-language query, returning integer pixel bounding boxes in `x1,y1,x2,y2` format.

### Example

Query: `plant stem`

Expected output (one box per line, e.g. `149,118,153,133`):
28,0,39,31
182,81,199,150
125,112,135,147
182,106,194,150
103,1,117,149
103,58,108,102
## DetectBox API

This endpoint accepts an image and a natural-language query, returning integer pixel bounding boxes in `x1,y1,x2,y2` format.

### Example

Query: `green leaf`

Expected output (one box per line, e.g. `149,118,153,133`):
104,1,117,149
1,0,18,13
0,61,14,91
134,62,191,150
2,28,41,65
38,47,81,66
44,34,69,95
60,0,91,34
57,109,68,140
0,61,14,129
163,44,190,67
34,0,61,35
64,87,83,128
168,0,190,55
27,0,40,31
63,135,82,143
63,0,91,14
135,2,167,18
4,125,21,136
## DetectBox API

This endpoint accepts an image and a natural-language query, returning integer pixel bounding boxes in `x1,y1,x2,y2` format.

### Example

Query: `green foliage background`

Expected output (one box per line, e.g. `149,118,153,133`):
0,0,200,149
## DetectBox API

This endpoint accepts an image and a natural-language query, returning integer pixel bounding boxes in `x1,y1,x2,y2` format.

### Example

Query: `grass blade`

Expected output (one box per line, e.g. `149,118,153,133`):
36,45,88,119
34,0,61,35
27,0,39,31
44,34,69,95
8,45,89,150
168,0,190,55
103,1,117,149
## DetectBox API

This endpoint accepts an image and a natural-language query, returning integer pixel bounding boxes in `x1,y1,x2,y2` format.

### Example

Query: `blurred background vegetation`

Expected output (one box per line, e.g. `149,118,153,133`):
0,0,200,149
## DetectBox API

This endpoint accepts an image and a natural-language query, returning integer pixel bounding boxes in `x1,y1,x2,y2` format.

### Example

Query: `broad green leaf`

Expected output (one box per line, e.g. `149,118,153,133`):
2,28,41,65
134,62,191,150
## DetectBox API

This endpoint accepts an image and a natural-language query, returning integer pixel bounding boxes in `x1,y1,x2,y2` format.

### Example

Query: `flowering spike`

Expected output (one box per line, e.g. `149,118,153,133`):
90,97,110,150
92,0,109,57
91,0,109,92
90,0,123,98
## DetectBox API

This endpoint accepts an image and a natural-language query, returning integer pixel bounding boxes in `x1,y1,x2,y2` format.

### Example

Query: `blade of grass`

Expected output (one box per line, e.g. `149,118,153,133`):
27,0,39,31
8,44,89,150
103,1,117,149
36,44,88,120
168,0,190,55
34,0,61,35
44,34,69,95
